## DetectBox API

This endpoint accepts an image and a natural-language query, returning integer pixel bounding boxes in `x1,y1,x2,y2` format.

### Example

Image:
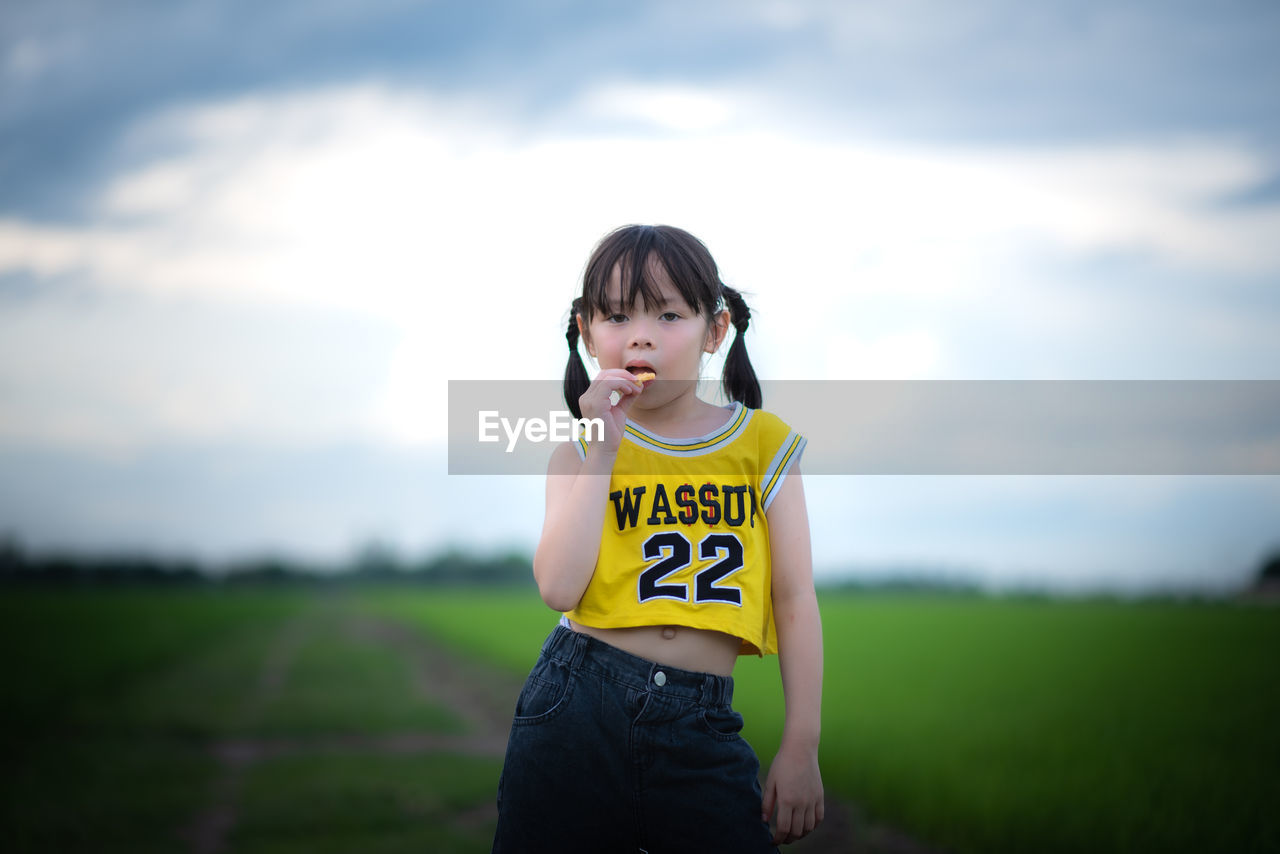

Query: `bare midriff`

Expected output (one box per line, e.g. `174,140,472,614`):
566,620,741,677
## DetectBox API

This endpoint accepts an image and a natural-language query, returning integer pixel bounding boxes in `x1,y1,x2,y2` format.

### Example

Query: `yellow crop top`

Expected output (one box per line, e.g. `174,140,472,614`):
563,403,805,656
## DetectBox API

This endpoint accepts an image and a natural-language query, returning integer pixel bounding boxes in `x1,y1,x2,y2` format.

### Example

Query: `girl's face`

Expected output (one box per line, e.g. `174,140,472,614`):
579,260,728,403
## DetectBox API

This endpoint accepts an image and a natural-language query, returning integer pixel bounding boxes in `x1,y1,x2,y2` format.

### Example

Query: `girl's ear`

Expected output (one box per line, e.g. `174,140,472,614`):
576,313,596,358
704,308,730,354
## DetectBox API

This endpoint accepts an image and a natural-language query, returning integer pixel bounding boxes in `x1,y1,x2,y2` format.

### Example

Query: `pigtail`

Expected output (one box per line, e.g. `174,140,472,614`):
720,285,762,410
563,298,590,419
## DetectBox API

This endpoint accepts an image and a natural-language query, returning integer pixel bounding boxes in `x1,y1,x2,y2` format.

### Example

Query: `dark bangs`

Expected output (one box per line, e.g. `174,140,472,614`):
580,225,723,320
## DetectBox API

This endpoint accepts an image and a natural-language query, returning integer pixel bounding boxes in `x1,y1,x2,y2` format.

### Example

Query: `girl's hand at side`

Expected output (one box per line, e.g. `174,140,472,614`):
762,742,824,845
578,369,645,454
762,468,824,844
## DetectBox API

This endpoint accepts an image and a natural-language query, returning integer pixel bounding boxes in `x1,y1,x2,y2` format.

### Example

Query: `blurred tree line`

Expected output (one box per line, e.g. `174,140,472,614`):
0,535,534,588
4,533,1277,595
1260,552,1280,582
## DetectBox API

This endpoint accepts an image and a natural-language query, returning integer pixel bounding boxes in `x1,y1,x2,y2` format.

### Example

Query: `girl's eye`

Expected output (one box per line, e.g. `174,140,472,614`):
660,311,680,321
607,313,628,323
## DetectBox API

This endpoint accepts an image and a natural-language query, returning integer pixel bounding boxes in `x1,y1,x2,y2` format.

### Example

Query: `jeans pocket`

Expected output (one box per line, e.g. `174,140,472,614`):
699,704,745,741
512,657,574,725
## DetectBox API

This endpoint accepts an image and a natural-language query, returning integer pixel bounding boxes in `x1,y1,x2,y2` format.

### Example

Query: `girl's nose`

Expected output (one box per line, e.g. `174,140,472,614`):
628,320,655,348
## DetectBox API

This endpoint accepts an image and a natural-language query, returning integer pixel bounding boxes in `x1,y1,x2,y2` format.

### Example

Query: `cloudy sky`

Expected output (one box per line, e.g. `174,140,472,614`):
2,0,1278,591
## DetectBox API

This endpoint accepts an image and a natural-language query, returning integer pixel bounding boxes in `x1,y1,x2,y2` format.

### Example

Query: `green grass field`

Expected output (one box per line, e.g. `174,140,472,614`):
1,588,494,853
360,588,1280,853
2,585,1277,853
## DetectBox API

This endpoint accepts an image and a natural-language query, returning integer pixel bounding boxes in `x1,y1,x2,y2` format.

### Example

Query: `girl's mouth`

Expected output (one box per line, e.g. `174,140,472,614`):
626,366,657,382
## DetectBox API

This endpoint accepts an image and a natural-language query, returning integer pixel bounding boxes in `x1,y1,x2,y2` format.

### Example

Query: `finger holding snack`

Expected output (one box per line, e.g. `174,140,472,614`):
609,371,655,405
578,368,645,452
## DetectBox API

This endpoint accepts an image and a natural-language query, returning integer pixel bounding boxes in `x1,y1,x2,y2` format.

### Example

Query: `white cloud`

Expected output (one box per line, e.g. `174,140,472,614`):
818,330,942,379
0,293,401,454
573,81,742,132
1,80,1278,454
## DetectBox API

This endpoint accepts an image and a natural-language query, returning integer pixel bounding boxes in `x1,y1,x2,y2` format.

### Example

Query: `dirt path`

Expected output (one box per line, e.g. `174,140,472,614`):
181,604,944,854
180,612,315,854
179,606,523,854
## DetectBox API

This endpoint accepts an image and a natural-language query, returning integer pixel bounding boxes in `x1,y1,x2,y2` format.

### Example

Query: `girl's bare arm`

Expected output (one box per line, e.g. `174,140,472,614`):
532,369,643,612
532,441,615,611
761,467,825,844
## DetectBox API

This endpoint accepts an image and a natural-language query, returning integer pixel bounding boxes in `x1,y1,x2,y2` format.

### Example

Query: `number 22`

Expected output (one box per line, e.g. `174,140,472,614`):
637,531,744,606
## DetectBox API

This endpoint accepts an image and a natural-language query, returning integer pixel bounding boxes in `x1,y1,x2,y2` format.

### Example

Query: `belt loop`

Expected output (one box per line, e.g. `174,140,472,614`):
542,626,561,658
567,627,589,669
701,674,719,706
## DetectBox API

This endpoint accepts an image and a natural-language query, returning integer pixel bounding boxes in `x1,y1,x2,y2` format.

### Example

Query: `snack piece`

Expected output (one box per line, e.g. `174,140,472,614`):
608,372,656,407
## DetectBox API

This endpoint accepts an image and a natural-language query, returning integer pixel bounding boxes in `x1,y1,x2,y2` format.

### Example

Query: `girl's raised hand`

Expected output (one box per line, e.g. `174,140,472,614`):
578,368,645,454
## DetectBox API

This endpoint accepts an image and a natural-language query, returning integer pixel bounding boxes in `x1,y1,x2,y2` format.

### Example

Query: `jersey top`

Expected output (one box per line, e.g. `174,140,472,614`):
562,402,805,656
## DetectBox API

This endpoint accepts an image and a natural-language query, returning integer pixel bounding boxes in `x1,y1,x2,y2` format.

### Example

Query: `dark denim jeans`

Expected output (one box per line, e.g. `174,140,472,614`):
492,625,777,854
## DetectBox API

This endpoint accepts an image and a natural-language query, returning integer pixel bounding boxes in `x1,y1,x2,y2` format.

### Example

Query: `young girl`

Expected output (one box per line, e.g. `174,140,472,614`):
492,225,823,853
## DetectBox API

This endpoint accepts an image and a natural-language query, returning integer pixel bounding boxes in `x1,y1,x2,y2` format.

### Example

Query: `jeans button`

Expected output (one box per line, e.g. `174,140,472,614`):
653,671,667,687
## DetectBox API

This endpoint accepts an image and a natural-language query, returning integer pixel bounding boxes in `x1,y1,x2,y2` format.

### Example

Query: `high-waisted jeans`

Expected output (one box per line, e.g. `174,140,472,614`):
492,625,777,854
